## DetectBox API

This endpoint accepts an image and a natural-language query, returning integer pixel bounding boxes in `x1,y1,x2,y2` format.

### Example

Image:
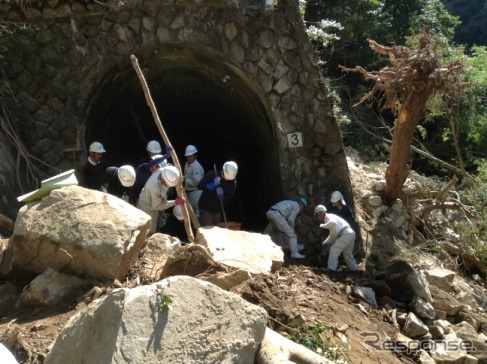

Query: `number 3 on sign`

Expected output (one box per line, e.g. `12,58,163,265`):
287,132,303,148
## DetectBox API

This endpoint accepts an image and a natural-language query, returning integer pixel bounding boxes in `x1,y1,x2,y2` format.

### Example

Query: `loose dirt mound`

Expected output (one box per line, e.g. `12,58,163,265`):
232,263,406,364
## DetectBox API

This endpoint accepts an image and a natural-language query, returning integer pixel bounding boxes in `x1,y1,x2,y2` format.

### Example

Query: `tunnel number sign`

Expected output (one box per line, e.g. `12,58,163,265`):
287,132,303,148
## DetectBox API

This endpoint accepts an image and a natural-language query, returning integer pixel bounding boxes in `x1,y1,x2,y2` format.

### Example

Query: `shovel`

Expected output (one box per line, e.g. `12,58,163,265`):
214,164,228,228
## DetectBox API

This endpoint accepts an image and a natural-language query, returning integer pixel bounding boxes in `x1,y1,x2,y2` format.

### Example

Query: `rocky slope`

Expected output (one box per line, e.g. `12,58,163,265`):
0,148,485,363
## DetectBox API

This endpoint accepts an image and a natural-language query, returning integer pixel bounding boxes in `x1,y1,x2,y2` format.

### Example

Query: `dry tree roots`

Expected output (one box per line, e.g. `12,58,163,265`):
0,104,60,192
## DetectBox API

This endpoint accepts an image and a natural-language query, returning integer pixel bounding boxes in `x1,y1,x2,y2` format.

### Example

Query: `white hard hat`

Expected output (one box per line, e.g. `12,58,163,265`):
117,165,136,187
223,161,238,180
173,204,184,221
330,191,344,203
89,142,106,153
146,140,162,154
314,204,327,215
184,145,198,156
160,165,180,187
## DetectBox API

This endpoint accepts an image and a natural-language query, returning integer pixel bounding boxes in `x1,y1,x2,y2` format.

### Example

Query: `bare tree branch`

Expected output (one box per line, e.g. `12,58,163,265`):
435,175,458,201
418,201,477,221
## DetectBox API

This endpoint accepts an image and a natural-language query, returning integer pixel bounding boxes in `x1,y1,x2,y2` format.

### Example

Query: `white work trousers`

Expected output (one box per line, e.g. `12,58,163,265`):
186,190,202,219
266,210,299,255
327,228,357,271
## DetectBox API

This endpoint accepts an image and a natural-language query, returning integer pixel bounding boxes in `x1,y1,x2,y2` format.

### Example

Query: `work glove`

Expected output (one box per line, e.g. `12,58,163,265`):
216,187,225,200
165,146,173,156
206,182,217,191
322,240,331,248
214,177,221,186
174,196,186,205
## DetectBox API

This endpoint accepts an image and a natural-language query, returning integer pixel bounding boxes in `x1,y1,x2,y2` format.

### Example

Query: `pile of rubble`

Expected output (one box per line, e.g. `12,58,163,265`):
0,185,331,363
375,261,486,363
0,171,486,363
344,148,487,363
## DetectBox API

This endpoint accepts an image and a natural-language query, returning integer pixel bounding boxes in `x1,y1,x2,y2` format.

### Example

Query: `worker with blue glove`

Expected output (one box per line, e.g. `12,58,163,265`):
197,161,238,227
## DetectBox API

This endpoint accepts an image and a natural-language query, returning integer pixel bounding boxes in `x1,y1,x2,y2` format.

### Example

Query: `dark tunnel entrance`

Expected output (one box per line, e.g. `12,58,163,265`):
85,43,281,231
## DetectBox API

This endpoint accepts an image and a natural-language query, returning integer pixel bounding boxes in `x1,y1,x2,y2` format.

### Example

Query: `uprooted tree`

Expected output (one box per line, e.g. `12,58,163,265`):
342,32,465,205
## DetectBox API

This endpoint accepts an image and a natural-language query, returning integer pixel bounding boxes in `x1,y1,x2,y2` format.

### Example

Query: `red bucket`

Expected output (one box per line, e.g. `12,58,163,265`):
218,222,242,231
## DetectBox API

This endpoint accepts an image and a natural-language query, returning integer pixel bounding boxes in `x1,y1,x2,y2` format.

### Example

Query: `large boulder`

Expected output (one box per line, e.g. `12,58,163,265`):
256,328,334,364
1,186,151,281
403,312,429,338
424,268,455,292
385,261,432,303
410,297,436,320
430,286,464,316
196,226,284,274
429,331,468,364
17,268,91,308
451,321,487,362
45,276,267,364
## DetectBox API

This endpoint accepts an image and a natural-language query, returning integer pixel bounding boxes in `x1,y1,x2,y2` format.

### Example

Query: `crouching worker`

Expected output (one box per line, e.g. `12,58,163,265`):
137,165,186,234
265,197,308,259
105,165,136,200
314,204,358,272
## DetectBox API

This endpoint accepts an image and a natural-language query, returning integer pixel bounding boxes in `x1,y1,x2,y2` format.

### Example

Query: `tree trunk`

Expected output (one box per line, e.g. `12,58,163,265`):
383,91,430,205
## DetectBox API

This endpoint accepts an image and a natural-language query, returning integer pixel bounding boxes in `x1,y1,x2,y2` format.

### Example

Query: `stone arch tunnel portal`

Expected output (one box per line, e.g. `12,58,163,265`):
85,43,281,232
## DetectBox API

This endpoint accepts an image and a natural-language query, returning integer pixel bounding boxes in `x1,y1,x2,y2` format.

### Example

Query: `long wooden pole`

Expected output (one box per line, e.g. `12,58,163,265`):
130,55,200,243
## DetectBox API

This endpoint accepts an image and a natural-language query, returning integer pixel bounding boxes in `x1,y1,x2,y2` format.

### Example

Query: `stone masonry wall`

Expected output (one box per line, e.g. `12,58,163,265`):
0,0,352,249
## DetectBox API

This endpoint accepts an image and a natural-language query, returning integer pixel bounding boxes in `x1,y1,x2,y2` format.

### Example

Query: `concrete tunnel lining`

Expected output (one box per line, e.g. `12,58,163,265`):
84,43,281,231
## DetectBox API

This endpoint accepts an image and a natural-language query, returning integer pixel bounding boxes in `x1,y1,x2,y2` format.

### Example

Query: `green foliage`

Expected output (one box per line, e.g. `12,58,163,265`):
306,19,344,49
155,289,173,312
303,0,464,174
422,45,487,170
406,0,459,42
304,0,457,73
442,0,487,47
462,159,487,208
457,160,487,267
460,46,487,156
288,323,346,362
304,0,384,72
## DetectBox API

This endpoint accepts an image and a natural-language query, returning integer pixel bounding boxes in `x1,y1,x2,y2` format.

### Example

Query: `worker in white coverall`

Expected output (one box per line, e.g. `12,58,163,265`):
137,165,186,233
183,145,204,219
265,198,308,259
314,204,358,272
